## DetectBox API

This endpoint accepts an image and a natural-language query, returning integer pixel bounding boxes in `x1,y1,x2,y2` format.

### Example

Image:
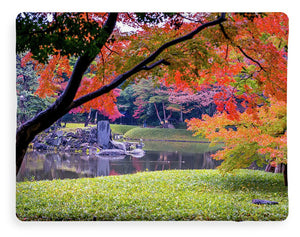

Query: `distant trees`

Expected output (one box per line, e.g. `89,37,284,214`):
120,77,219,126
16,53,52,125
132,78,174,126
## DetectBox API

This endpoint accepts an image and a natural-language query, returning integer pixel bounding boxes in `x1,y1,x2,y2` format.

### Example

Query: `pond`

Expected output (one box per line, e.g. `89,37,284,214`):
17,141,226,182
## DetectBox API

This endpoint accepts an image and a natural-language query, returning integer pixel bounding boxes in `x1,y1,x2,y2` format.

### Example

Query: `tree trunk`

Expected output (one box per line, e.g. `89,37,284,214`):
153,102,163,124
162,102,167,121
166,110,172,120
84,108,92,127
283,164,288,186
179,104,183,122
265,162,287,186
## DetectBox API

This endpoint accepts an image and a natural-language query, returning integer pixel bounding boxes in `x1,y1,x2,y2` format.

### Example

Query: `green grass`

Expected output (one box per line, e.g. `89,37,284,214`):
124,127,206,142
16,169,288,221
110,124,139,135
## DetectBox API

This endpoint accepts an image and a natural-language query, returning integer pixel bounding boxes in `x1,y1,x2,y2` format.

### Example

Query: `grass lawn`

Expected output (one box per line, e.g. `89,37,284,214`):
110,124,139,135
124,127,206,142
16,169,288,221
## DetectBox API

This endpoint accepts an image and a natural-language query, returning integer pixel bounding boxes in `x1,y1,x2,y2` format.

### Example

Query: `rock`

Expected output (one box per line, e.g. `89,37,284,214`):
96,154,126,160
97,149,126,156
53,137,61,146
110,140,126,151
75,128,83,136
61,137,68,146
97,121,111,149
66,132,77,138
252,199,278,205
166,124,175,129
127,148,145,158
55,130,64,137
80,142,90,148
33,142,48,150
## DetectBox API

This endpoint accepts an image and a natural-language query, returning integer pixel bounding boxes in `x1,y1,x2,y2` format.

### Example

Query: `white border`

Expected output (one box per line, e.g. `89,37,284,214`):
1,1,299,236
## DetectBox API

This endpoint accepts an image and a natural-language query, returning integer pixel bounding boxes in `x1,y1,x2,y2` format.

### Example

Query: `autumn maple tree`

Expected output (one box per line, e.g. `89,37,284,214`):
16,12,287,179
185,13,288,185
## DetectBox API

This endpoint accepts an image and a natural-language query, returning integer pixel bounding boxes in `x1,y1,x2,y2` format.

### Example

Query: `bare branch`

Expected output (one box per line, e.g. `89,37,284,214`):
104,43,120,55
236,45,266,72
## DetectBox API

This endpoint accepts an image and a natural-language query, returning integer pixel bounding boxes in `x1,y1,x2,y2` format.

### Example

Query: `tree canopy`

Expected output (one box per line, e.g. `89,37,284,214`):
16,12,288,174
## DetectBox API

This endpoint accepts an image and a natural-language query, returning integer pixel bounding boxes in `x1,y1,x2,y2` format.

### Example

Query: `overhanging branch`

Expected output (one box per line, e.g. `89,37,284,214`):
219,23,266,72
141,59,171,70
69,13,227,110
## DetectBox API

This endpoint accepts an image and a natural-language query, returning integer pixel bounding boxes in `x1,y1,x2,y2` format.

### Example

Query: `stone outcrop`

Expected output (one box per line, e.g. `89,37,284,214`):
32,127,99,152
31,122,145,159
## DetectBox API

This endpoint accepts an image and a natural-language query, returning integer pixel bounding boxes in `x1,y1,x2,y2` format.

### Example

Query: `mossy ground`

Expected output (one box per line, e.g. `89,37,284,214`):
16,169,288,221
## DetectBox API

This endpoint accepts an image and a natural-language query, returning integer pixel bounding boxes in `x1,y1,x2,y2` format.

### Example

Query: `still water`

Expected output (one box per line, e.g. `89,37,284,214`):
17,141,222,182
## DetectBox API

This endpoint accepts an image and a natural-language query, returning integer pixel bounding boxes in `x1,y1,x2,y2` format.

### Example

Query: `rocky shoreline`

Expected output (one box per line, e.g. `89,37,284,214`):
30,126,144,157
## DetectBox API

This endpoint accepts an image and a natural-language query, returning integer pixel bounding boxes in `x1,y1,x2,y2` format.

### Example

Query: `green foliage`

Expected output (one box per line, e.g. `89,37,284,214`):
16,53,52,125
16,13,108,63
116,85,138,120
16,170,288,221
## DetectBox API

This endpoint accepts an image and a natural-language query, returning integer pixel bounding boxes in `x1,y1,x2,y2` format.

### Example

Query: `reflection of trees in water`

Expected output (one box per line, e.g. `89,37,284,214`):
132,157,142,172
17,149,222,182
96,158,110,176
150,150,218,171
201,151,216,169
155,152,171,171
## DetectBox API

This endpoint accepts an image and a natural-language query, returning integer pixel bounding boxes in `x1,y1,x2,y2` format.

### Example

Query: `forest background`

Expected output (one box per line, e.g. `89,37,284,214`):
2,0,300,236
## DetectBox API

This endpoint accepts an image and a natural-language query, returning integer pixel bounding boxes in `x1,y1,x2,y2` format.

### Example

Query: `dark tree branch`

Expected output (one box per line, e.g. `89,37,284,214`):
69,59,170,110
219,23,266,72
141,59,170,70
55,13,118,108
104,43,120,55
68,13,226,110
16,13,118,174
236,45,266,72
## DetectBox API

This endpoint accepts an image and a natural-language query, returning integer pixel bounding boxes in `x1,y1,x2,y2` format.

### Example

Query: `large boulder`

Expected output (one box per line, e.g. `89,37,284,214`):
97,121,111,149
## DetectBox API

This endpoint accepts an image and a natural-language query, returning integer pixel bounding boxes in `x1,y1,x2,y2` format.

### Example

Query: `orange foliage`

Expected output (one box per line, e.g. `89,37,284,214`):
187,98,287,171
20,12,288,127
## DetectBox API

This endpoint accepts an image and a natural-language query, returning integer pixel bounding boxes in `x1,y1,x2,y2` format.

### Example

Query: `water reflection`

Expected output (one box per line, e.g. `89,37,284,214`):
17,150,221,182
